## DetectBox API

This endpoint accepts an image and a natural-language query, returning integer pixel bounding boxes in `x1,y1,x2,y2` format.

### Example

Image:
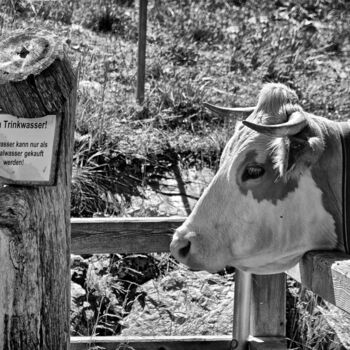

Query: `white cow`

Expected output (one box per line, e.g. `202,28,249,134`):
170,83,345,274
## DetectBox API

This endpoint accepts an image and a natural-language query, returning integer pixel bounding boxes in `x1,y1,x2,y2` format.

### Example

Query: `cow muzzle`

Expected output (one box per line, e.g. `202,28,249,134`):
170,228,194,265
170,227,229,273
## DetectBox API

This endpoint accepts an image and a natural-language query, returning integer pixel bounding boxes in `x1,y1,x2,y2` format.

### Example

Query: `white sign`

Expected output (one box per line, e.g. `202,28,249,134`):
0,114,60,185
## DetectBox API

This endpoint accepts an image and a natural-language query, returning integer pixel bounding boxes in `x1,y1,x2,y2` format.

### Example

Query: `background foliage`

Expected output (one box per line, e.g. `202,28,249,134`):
1,0,350,348
2,0,350,217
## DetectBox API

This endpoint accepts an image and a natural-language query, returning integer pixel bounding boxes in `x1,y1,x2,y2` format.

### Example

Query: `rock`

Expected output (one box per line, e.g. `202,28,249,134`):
79,80,102,98
70,282,88,335
121,269,234,336
70,253,162,336
109,254,161,284
71,254,88,286
70,254,235,338
71,281,86,303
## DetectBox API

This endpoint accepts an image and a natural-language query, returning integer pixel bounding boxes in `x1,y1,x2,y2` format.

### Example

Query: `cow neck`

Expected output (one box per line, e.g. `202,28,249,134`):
339,120,350,254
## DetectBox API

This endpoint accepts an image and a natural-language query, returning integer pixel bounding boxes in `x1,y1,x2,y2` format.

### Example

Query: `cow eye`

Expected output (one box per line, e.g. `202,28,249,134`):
242,165,265,182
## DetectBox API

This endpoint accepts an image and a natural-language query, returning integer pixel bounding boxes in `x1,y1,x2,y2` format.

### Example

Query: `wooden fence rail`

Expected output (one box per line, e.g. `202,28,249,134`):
71,335,233,350
71,217,181,254
70,217,350,350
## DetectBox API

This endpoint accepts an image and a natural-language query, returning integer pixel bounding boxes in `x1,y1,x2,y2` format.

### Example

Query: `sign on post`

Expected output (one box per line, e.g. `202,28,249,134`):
0,29,75,350
0,113,61,185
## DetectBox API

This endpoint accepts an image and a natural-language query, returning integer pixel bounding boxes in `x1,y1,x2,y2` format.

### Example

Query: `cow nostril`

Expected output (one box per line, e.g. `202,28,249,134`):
179,241,191,258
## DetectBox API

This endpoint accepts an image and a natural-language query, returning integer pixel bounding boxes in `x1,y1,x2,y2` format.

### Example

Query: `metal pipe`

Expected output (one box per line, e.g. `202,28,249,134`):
232,269,252,350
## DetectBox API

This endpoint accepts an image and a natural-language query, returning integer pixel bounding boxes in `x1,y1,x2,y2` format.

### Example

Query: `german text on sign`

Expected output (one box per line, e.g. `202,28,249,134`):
0,114,59,184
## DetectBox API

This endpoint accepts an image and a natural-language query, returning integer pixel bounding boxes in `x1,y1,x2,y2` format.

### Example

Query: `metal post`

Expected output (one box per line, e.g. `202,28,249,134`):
232,269,252,350
136,0,148,104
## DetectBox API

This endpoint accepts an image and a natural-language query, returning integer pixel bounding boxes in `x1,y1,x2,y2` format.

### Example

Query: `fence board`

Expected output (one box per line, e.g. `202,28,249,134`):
287,251,350,314
71,217,184,254
250,275,287,350
249,337,287,350
71,335,232,350
250,274,286,338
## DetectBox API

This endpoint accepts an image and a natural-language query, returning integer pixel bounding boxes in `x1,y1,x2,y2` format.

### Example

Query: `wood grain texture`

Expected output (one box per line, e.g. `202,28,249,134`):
287,251,350,314
71,335,232,350
71,217,184,254
0,30,76,350
250,274,286,339
249,336,287,350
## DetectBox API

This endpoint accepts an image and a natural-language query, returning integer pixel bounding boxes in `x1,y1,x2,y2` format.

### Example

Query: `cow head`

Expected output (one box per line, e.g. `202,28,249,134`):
170,83,338,274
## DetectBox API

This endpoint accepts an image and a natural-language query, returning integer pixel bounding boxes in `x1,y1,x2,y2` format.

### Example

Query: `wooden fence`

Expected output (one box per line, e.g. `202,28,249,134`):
70,217,350,350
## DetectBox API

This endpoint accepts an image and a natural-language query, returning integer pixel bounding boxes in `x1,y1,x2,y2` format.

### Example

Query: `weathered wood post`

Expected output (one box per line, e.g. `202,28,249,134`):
233,272,287,350
0,30,76,349
249,274,287,350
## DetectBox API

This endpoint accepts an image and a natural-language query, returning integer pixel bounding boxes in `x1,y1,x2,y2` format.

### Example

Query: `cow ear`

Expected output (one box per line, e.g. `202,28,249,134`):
271,129,325,179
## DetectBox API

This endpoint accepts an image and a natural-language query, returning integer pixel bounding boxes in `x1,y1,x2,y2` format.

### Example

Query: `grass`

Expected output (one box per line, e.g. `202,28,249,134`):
2,0,350,348
3,0,349,217
286,281,348,350
75,0,350,217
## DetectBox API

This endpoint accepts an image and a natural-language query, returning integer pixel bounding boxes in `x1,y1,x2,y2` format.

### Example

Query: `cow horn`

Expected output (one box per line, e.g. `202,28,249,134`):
242,111,308,137
204,102,256,117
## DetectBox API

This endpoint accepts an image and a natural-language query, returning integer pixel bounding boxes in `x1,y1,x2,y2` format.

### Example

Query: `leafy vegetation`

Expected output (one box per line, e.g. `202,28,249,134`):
3,0,349,216
2,0,350,348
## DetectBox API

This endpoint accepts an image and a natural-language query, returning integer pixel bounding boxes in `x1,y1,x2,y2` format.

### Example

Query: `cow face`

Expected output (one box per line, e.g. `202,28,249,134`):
170,83,337,274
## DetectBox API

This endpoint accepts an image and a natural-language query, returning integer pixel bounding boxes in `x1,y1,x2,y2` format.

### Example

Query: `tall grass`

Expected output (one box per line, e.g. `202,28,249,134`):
287,282,346,350
2,1,350,347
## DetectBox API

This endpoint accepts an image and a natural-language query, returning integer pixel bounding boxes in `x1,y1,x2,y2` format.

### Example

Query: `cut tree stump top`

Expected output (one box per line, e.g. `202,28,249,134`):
0,30,74,119
0,30,63,83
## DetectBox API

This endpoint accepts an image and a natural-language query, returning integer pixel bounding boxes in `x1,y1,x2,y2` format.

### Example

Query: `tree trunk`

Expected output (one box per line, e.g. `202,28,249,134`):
0,30,76,349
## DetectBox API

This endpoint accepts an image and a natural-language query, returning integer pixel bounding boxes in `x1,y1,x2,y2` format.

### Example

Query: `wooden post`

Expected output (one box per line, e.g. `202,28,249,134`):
249,274,287,350
172,160,192,216
0,30,76,349
136,0,148,104
232,270,252,350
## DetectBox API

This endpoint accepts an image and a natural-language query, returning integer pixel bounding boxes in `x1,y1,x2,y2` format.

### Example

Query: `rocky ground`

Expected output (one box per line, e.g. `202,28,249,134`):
70,253,234,337
120,269,234,336
71,253,350,349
